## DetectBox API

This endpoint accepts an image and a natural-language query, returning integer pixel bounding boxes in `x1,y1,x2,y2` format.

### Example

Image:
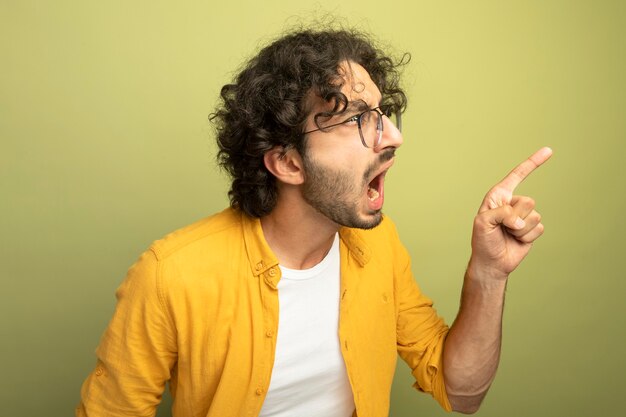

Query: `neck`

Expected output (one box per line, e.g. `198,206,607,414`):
261,188,339,270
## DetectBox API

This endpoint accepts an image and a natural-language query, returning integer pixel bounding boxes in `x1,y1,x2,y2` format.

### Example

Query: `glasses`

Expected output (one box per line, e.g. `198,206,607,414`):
303,106,402,149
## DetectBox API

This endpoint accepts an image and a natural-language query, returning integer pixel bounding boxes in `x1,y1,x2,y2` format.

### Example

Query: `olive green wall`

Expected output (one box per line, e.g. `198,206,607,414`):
2,1,624,416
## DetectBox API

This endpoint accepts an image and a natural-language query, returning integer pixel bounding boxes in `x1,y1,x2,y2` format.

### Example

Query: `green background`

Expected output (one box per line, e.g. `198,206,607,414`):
2,1,625,416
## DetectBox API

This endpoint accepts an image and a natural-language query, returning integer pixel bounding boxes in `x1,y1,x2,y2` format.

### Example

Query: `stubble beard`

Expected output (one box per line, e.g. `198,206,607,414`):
301,154,385,230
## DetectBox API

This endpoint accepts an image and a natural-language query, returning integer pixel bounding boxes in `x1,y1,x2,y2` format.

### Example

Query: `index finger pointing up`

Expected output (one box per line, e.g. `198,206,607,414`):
497,147,553,192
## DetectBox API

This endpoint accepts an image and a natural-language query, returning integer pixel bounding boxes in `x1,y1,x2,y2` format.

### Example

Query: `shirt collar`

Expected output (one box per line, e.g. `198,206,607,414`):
240,210,373,277
241,211,280,277
338,226,372,267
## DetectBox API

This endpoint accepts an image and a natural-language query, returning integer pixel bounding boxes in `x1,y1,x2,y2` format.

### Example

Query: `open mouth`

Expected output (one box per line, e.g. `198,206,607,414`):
366,171,386,210
367,174,382,201
365,157,394,210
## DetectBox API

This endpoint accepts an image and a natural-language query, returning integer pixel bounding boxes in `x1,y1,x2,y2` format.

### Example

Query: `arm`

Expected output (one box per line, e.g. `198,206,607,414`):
443,147,553,413
76,249,177,417
389,218,452,411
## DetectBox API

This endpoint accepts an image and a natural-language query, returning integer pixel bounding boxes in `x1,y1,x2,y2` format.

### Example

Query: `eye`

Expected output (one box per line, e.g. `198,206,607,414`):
359,110,373,125
343,114,360,125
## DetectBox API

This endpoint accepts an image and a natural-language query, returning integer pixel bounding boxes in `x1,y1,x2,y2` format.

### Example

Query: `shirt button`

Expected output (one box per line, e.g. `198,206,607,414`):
266,330,274,337
256,262,264,271
95,367,104,376
268,268,276,277
256,388,264,395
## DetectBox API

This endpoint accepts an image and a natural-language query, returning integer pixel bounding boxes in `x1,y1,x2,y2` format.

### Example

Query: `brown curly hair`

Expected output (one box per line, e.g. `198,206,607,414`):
210,28,408,218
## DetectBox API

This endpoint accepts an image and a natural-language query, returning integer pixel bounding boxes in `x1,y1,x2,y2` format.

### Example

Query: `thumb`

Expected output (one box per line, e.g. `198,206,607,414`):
481,205,525,230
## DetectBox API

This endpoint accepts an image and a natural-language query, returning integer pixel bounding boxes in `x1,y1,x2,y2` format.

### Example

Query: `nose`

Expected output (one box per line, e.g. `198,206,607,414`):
375,114,403,152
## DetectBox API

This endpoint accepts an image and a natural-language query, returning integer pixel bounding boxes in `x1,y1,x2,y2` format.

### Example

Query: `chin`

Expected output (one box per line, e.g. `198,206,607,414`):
350,210,383,230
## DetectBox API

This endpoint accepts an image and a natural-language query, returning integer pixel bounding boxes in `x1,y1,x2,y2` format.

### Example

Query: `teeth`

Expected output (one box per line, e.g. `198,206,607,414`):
367,186,380,201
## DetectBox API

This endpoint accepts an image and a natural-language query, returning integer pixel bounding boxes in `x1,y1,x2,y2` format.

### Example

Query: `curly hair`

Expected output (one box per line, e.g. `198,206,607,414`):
210,28,409,218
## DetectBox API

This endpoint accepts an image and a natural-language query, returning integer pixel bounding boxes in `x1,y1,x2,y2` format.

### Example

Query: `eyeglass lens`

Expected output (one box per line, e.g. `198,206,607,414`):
358,109,383,148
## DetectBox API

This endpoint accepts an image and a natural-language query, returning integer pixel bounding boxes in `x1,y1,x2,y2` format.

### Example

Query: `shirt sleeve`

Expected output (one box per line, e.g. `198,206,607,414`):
76,248,177,417
388,221,452,412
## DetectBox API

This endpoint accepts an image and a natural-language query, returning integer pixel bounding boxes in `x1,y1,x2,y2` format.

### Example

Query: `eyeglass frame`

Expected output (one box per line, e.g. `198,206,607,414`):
302,106,402,149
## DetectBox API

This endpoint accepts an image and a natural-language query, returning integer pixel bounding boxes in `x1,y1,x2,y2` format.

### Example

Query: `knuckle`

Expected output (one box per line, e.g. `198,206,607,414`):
517,196,535,209
526,211,541,224
536,223,545,234
473,214,487,227
521,223,544,242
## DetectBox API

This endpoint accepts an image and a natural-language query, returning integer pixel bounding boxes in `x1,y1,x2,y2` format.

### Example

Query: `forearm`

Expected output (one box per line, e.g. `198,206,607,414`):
443,265,507,413
441,148,551,413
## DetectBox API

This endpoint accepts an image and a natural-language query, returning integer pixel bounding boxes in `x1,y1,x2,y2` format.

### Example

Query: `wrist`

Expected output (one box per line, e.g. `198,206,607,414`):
466,259,510,286
461,263,508,309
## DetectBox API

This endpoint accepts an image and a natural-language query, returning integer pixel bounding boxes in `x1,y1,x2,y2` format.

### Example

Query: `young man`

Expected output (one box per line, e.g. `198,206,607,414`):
77,29,551,417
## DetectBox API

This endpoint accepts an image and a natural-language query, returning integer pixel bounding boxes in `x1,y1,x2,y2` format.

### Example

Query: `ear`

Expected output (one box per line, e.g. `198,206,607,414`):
263,146,305,185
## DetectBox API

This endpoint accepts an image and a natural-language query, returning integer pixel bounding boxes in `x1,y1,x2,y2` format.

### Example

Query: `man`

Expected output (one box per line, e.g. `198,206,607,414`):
77,28,551,416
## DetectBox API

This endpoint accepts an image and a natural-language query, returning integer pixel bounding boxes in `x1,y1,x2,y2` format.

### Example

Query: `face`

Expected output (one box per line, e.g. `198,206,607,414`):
301,62,403,229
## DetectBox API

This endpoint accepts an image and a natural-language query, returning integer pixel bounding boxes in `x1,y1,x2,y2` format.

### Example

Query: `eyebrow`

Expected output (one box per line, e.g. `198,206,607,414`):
345,97,382,113
342,100,370,113
345,100,369,112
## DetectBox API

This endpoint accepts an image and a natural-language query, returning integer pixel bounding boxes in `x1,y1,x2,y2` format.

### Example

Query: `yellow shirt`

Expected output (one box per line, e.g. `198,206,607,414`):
76,208,451,417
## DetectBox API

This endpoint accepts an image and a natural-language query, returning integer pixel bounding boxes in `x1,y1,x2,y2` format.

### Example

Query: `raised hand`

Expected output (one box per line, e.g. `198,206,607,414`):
469,147,553,280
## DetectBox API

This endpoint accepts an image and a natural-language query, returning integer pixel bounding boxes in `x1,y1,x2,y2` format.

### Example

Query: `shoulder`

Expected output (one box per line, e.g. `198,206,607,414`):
125,207,251,295
149,207,243,261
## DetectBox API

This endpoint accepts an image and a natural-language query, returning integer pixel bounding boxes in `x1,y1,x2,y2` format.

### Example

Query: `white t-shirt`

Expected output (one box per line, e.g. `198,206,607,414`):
258,234,355,417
